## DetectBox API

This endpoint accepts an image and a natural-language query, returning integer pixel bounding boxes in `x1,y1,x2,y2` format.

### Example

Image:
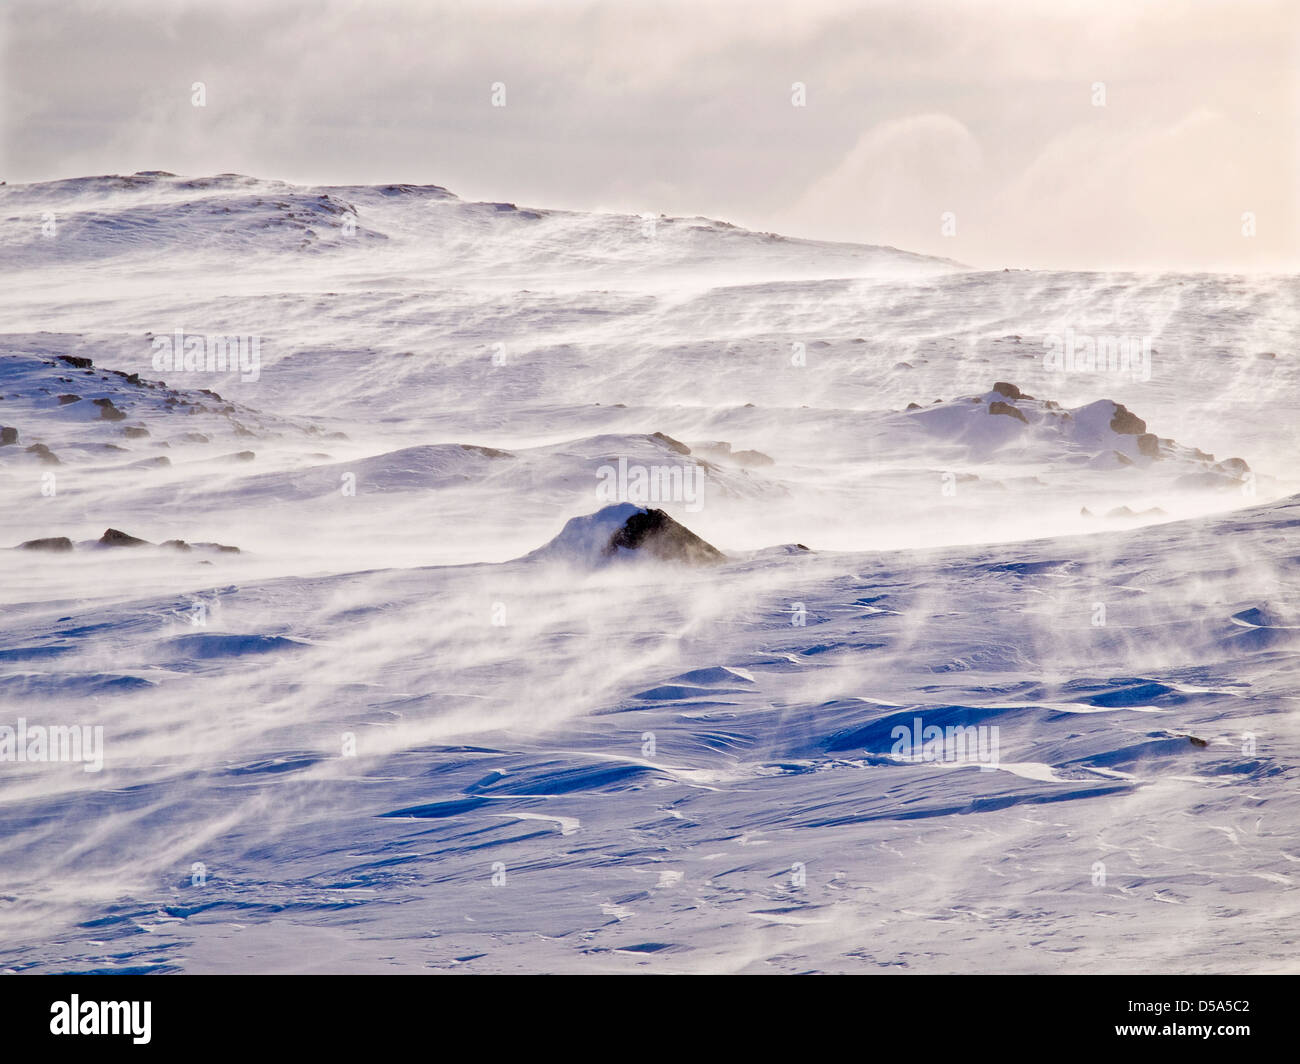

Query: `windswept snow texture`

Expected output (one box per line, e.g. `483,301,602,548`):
1,172,1298,974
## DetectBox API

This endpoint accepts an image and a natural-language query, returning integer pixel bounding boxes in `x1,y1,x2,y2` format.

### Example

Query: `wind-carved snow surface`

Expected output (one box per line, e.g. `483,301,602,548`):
0,172,1297,973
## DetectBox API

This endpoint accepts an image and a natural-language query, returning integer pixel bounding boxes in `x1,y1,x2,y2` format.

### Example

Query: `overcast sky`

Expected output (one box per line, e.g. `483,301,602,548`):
3,0,1296,271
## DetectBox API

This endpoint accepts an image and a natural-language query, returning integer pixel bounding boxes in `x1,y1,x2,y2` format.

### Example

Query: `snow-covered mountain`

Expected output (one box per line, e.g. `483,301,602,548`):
1,173,1296,973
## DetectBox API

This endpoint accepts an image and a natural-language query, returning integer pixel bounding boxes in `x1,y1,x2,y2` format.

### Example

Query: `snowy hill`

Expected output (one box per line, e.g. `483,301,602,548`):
0,174,1297,974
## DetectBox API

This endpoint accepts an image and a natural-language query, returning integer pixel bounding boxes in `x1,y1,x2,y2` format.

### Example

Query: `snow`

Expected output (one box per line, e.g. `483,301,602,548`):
0,172,1298,973
526,503,646,564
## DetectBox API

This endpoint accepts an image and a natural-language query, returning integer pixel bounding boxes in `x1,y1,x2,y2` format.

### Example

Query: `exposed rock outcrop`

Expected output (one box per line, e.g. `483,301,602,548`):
605,507,726,565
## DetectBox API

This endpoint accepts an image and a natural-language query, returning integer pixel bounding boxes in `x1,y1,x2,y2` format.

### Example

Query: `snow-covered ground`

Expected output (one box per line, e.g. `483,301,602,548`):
1,172,1297,973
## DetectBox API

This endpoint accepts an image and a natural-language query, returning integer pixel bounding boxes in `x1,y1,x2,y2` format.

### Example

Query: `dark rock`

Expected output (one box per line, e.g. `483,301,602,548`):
459,444,513,459
992,381,1022,399
25,443,59,465
57,355,93,369
161,539,192,551
57,394,81,405
1136,432,1160,458
988,401,1028,424
605,508,725,565
99,528,150,547
180,432,210,443
192,542,240,553
731,449,775,468
1187,735,1208,748
650,431,691,455
124,426,150,439
18,536,72,552
0,426,16,445
905,402,922,411
1109,403,1146,435
93,398,126,421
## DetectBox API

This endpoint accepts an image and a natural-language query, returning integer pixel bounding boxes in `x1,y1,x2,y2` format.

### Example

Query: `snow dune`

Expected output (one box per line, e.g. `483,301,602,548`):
1,173,1297,973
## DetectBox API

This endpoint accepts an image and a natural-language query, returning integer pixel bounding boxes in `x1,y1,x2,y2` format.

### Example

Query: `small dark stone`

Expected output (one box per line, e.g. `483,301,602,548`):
57,394,81,405
905,402,922,411
25,443,59,465
99,528,150,547
1136,432,1160,458
459,444,513,459
0,426,16,445
124,426,150,439
93,398,126,421
731,449,774,467
57,355,93,369
1214,457,1250,476
988,401,1028,424
992,381,1022,400
650,431,691,455
1187,736,1208,748
18,536,72,552
1109,403,1146,435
